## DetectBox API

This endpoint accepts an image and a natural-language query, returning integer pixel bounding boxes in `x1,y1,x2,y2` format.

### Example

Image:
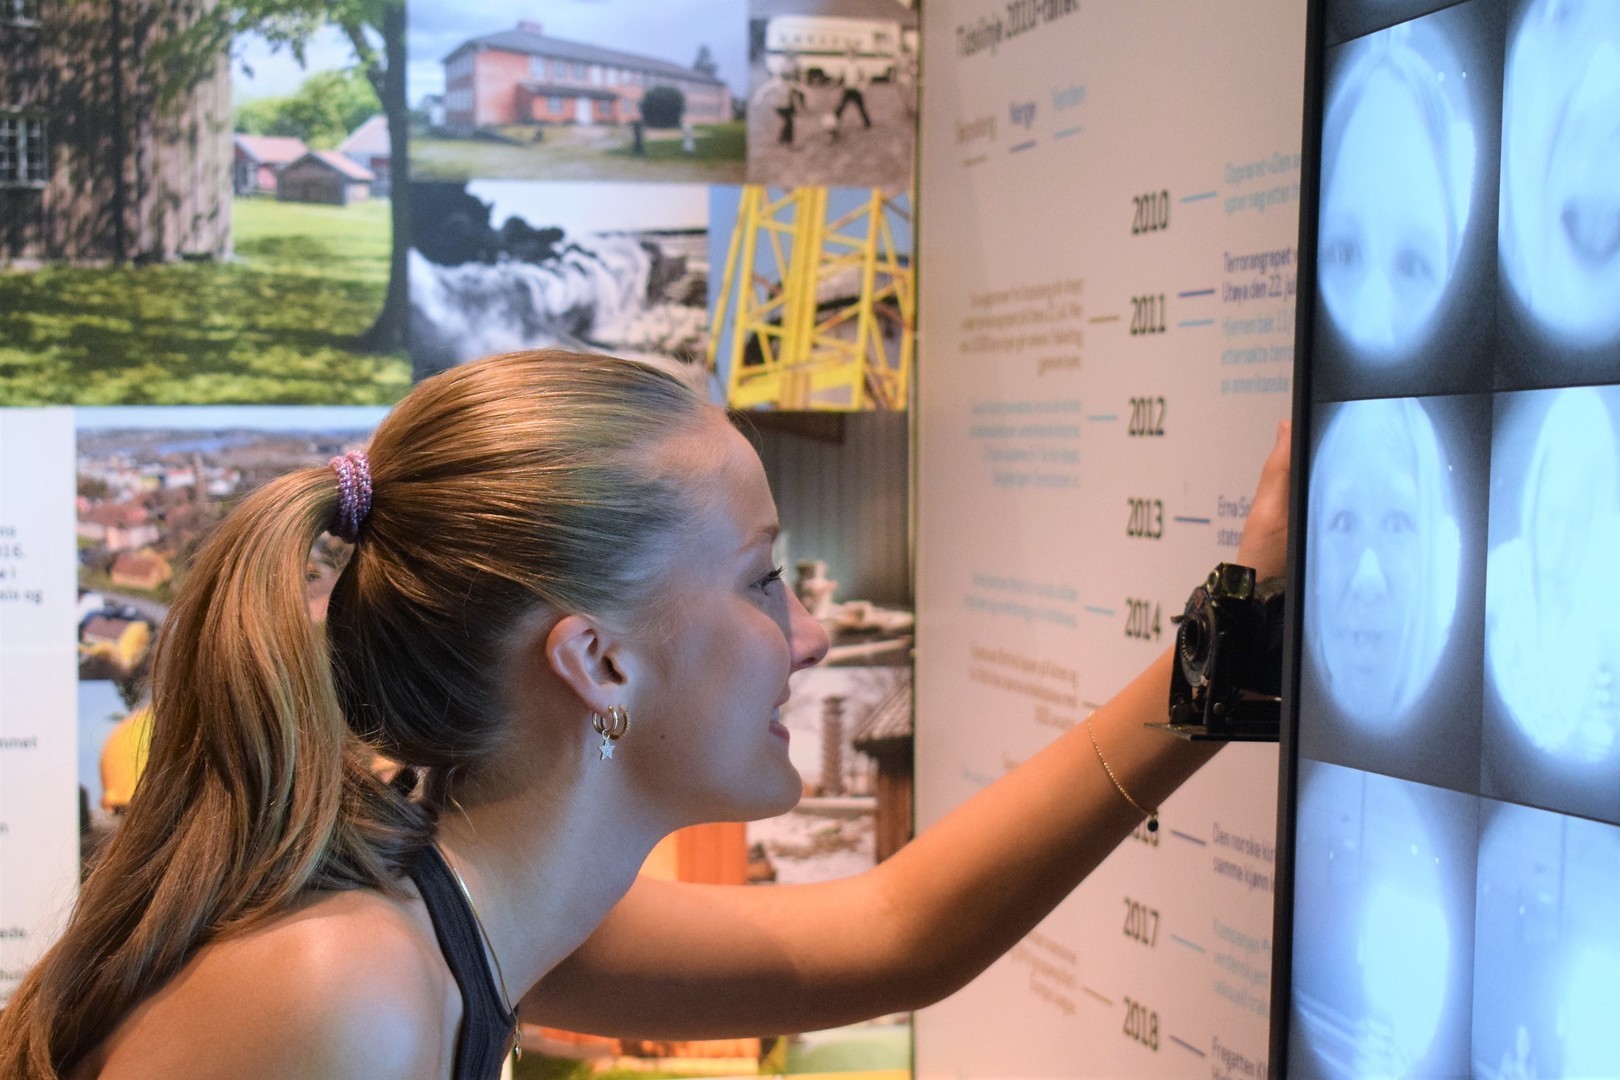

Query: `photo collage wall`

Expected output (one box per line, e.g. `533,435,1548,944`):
0,0,918,1072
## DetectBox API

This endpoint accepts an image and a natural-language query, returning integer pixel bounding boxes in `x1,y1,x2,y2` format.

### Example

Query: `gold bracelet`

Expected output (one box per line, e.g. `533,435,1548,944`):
1086,719,1159,832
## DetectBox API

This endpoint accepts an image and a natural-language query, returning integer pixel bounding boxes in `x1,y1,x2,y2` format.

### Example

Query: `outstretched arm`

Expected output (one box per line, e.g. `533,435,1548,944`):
524,423,1292,1040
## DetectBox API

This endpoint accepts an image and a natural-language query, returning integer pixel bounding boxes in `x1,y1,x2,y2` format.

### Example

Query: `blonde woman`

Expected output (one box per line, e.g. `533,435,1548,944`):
1307,396,1460,730
1488,387,1620,760
0,350,1289,1080
1317,24,1476,362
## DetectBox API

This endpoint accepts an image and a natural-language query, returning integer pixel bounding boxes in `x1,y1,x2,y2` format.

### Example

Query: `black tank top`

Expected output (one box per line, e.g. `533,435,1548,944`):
409,845,518,1080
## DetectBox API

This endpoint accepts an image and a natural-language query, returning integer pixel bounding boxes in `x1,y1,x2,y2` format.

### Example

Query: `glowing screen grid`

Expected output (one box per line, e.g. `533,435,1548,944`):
1290,1,1620,1078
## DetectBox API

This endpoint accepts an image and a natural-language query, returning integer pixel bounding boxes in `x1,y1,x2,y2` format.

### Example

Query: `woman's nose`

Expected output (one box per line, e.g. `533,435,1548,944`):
1349,544,1387,596
1355,273,1398,349
786,586,830,670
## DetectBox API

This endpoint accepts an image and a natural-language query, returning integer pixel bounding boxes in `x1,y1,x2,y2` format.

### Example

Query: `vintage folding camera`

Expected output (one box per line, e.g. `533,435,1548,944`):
1151,562,1284,741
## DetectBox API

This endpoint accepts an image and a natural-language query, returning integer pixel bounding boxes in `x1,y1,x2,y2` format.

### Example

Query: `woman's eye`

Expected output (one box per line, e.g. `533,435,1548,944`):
1383,510,1416,534
757,566,786,590
1322,235,1360,270
1328,509,1357,533
1394,246,1436,285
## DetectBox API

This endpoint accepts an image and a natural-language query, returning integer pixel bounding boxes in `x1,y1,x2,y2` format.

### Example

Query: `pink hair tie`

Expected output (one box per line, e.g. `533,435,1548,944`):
328,450,373,543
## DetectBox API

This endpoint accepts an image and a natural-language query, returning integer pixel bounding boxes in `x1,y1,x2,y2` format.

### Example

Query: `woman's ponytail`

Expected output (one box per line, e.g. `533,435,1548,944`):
0,468,428,1079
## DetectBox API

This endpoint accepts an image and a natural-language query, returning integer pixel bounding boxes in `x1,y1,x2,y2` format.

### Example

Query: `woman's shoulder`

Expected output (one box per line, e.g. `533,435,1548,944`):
86,887,457,1080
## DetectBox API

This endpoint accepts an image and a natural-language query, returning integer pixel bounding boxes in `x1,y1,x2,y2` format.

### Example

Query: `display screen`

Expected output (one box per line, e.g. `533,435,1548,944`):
1286,0,1620,1076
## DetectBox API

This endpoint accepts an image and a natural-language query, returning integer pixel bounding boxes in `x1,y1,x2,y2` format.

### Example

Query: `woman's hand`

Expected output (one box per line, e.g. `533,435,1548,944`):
1236,420,1292,582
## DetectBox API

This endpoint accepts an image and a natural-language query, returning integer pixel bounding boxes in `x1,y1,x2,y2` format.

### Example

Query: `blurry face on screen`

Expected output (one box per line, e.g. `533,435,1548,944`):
1310,399,1458,725
1487,388,1620,763
1500,0,1620,346
1321,68,1452,354
1318,433,1422,694
1319,23,1475,362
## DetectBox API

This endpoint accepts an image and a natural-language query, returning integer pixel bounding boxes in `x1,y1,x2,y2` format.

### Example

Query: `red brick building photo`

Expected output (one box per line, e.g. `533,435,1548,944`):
441,19,732,132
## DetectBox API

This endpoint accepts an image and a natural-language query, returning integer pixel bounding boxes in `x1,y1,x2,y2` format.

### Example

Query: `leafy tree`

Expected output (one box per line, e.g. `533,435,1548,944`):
151,0,409,351
233,95,281,135
692,44,718,78
640,85,685,129
235,67,380,149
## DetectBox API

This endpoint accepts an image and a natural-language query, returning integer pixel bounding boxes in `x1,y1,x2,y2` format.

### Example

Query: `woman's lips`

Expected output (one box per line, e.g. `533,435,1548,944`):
768,708,790,743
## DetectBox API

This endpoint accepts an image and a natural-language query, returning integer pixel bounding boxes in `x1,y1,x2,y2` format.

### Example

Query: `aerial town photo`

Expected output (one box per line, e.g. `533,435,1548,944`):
74,408,384,686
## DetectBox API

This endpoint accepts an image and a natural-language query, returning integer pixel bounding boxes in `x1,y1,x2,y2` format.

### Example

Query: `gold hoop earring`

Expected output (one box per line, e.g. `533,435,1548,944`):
591,705,631,760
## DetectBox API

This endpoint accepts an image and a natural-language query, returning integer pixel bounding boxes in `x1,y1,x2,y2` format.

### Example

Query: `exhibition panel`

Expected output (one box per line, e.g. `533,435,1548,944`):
914,1,1302,1075
0,411,76,998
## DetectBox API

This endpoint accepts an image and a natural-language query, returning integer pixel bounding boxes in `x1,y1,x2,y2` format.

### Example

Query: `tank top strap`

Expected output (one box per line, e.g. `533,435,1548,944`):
409,845,518,1080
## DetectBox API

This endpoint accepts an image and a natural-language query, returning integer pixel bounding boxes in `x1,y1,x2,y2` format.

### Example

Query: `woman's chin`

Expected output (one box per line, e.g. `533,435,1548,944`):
1328,662,1409,727
752,770,805,820
697,766,804,825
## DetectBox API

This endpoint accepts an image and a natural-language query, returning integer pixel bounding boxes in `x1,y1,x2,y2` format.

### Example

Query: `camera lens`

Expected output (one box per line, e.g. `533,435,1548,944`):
1180,610,1212,683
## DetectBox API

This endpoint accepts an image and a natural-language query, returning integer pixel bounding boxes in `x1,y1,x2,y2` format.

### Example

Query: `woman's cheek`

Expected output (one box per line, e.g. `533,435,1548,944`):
1377,530,1422,605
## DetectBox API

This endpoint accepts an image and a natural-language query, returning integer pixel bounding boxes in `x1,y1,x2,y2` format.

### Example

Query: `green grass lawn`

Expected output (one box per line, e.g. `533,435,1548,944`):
0,197,409,406
606,121,747,165
411,121,746,183
785,1024,910,1071
510,1021,907,1079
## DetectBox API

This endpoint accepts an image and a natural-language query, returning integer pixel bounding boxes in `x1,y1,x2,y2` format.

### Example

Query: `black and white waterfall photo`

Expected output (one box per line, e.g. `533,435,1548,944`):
407,180,711,382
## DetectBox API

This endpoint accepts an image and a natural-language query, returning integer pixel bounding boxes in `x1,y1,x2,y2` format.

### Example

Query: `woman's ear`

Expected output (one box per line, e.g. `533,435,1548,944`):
545,614,630,714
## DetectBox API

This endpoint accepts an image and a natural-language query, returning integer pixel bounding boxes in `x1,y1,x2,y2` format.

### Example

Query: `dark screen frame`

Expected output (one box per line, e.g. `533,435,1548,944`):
1269,0,1327,1069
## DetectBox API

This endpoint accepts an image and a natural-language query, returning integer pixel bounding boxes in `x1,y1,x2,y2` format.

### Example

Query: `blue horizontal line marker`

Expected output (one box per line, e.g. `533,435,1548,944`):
1053,125,1084,139
1178,318,1215,328
1170,1035,1205,1057
1170,829,1207,846
1171,934,1205,953
1178,288,1215,298
1084,605,1115,617
1087,413,1117,422
1010,139,1037,153
1173,515,1211,525
1180,190,1217,202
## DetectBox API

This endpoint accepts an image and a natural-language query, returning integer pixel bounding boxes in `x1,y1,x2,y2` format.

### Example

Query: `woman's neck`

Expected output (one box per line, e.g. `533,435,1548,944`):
429,734,674,1003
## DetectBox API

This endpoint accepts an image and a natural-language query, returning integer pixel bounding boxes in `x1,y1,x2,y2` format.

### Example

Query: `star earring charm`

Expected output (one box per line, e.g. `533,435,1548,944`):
591,705,631,760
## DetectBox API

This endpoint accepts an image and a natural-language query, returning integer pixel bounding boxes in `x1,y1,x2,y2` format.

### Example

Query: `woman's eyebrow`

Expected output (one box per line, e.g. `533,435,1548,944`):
739,523,780,552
